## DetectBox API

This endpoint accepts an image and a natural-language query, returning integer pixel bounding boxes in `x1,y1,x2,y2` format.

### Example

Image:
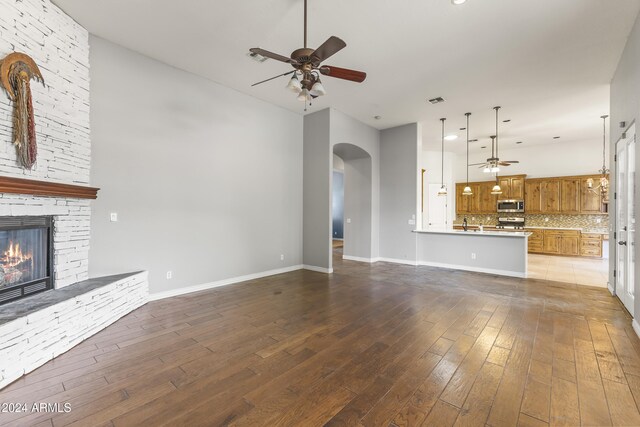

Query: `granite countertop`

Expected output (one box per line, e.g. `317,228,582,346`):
414,229,532,238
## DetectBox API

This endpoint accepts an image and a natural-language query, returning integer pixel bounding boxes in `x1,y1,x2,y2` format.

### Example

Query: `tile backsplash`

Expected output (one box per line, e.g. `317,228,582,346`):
454,213,609,233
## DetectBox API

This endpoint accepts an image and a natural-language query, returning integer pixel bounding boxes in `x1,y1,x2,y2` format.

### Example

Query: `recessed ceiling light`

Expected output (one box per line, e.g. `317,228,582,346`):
503,119,511,123
428,97,445,104
444,135,458,141
451,0,467,4
460,127,466,131
481,146,487,149
374,115,382,120
516,141,523,144
553,136,560,139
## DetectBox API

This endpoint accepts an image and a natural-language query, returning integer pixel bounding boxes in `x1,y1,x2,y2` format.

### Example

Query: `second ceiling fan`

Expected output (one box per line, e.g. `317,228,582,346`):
249,0,367,102
470,106,519,173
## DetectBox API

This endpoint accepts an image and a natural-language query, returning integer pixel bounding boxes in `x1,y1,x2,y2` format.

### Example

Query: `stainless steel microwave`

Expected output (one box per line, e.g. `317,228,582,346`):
497,199,525,213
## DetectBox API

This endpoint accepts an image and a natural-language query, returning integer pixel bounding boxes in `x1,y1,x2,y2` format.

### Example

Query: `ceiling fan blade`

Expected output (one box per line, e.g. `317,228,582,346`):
251,70,296,87
249,48,295,64
503,160,520,164
497,162,513,166
319,65,367,83
310,36,346,64
468,162,486,166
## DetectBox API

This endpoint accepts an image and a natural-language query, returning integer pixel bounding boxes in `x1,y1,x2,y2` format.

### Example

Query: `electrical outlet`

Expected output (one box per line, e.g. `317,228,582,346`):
471,253,477,260
110,213,118,222
280,254,284,261
166,271,172,280
471,217,475,221
545,217,549,222
408,219,416,225
596,218,602,224
346,218,352,224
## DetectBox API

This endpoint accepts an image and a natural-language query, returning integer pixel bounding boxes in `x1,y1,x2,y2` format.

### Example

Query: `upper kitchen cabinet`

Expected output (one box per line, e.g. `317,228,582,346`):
541,179,561,213
525,180,542,213
496,175,525,200
580,175,607,213
560,178,581,214
455,183,480,214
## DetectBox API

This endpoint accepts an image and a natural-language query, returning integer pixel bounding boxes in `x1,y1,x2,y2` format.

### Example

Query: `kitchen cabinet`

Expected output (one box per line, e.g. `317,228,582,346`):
541,179,561,213
560,178,581,214
497,175,525,200
527,228,544,253
538,229,583,256
581,233,603,257
580,176,606,213
478,181,498,213
525,180,542,213
455,183,480,214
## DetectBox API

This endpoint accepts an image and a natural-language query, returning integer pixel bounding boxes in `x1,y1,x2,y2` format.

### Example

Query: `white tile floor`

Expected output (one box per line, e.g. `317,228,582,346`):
528,253,609,288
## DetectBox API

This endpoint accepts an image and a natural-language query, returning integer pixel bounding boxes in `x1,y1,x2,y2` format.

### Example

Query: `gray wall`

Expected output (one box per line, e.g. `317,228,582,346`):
610,11,640,317
380,123,421,262
303,109,332,270
331,110,381,261
89,36,303,295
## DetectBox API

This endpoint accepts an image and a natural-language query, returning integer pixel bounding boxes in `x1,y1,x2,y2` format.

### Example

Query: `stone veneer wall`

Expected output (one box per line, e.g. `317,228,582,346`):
0,272,148,389
454,213,610,233
0,0,92,288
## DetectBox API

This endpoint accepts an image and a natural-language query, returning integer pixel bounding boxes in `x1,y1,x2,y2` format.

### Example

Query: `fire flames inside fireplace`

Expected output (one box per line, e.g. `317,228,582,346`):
0,217,52,305
0,229,46,289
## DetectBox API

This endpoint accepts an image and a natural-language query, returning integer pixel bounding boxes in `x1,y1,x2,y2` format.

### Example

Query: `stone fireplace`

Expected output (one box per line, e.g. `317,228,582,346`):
0,0,149,390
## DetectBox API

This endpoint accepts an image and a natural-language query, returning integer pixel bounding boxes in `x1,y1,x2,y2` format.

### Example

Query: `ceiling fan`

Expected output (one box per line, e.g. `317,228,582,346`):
249,0,366,104
469,106,519,173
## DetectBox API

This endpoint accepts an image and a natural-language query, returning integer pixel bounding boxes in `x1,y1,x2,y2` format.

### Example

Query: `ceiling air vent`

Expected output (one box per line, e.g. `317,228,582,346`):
428,97,445,104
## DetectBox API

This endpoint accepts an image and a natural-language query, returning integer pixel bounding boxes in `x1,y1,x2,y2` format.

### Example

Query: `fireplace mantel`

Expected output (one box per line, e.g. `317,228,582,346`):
0,176,99,199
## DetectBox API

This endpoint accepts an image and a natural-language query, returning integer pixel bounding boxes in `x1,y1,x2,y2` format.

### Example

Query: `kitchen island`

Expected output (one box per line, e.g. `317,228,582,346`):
414,229,531,278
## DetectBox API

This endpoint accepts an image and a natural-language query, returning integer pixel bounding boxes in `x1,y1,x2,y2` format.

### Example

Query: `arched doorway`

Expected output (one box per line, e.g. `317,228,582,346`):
332,143,373,269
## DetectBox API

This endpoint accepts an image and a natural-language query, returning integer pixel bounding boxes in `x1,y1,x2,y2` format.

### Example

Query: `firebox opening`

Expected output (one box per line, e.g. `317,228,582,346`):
0,216,53,305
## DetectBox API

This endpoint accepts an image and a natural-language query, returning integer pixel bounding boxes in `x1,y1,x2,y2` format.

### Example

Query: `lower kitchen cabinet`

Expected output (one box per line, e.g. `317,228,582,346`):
527,229,597,257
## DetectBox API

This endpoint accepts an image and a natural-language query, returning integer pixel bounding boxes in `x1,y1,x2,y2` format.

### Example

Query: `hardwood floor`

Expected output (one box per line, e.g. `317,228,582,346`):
1,248,638,426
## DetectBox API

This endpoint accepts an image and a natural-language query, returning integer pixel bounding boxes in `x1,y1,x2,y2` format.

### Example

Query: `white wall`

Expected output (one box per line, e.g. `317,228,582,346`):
454,139,602,182
89,36,303,295
610,10,640,318
421,150,457,229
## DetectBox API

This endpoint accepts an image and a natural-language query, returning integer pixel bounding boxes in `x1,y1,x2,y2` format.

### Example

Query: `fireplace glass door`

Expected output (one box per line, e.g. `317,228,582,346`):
0,216,53,305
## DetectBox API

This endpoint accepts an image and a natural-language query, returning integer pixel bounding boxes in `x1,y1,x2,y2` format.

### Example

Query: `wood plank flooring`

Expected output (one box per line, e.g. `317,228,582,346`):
0,248,638,426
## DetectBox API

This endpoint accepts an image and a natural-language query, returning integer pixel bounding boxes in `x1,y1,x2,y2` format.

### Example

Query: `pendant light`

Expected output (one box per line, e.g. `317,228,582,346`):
286,72,302,93
490,106,503,195
437,118,448,196
462,113,473,196
587,115,610,201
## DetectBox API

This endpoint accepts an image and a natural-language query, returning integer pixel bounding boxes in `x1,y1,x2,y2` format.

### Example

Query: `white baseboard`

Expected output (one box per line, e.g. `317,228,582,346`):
633,319,640,340
342,255,378,263
302,265,334,274
416,261,526,278
608,281,615,296
149,264,303,301
377,257,418,266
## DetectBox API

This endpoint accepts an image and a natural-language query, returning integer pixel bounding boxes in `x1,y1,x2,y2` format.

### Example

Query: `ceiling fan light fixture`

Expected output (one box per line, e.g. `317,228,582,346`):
483,166,491,173
444,135,458,141
286,73,302,93
297,88,311,102
490,166,500,173
309,79,326,97
451,0,467,5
